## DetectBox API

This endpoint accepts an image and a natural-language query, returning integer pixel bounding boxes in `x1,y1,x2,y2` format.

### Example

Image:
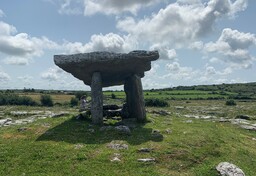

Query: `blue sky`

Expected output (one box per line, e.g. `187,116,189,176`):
0,0,255,90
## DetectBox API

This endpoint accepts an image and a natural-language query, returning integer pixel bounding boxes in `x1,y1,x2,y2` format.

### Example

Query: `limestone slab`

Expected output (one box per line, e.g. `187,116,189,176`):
54,50,159,87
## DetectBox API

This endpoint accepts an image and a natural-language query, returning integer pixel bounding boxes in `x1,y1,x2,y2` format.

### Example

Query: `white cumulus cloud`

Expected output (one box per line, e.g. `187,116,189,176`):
204,28,256,69
63,33,136,54
58,0,83,15
41,67,63,81
117,0,248,49
0,66,10,82
0,9,5,17
84,0,161,16
0,21,59,65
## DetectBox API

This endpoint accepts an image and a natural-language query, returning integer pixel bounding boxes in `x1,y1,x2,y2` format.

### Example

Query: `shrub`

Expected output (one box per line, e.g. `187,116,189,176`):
19,96,38,106
70,97,79,107
111,93,116,99
0,93,37,106
145,98,169,107
225,100,236,106
40,94,53,107
75,91,88,100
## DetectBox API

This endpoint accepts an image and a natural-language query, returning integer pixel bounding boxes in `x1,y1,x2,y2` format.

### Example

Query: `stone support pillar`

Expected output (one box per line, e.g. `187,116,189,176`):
91,72,103,125
124,74,146,122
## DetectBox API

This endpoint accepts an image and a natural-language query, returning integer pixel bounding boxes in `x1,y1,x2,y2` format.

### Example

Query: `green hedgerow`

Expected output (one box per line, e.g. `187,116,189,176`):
145,98,169,107
225,99,236,106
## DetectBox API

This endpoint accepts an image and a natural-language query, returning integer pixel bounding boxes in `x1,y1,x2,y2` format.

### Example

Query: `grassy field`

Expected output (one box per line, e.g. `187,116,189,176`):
0,88,256,175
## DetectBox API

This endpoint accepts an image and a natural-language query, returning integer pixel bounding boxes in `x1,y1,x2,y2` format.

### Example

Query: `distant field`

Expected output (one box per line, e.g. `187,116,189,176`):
105,90,240,101
19,93,75,104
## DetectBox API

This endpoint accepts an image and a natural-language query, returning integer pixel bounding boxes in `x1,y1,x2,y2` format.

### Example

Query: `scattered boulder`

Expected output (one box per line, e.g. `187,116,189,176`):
216,162,245,176
107,142,129,150
110,153,121,162
10,111,28,116
88,129,95,133
99,126,113,132
18,127,28,132
240,125,256,131
115,118,137,129
151,129,163,139
235,115,251,120
50,112,69,118
151,110,171,116
103,104,120,110
137,158,156,162
114,125,131,135
219,118,230,123
184,114,214,119
230,119,250,125
74,144,84,149
111,157,121,162
138,148,153,153
0,118,12,127
165,129,172,134
185,120,193,123
104,109,122,118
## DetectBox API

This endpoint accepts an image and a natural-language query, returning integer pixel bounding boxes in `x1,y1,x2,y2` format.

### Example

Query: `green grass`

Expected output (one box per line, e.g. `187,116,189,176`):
1,99,256,175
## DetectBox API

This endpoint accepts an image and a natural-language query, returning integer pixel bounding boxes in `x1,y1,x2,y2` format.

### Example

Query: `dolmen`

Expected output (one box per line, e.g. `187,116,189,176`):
54,50,159,124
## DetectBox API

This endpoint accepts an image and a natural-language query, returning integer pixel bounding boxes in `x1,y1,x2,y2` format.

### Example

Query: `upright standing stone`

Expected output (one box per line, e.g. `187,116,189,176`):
91,72,103,124
124,74,146,122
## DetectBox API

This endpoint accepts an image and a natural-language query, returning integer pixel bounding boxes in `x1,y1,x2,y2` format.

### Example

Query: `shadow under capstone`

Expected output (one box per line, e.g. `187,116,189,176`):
36,117,163,145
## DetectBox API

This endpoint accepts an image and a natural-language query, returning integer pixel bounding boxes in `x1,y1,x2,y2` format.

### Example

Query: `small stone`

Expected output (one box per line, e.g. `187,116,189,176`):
88,129,95,133
74,144,84,149
151,110,171,116
0,118,12,127
185,120,193,123
138,148,153,153
50,112,69,118
110,157,121,162
219,118,230,123
216,162,245,176
18,127,28,132
165,129,172,134
235,115,251,120
151,129,163,139
240,125,256,131
252,138,256,141
114,125,131,135
107,143,129,150
152,129,160,134
99,126,113,132
137,158,156,162
42,123,51,128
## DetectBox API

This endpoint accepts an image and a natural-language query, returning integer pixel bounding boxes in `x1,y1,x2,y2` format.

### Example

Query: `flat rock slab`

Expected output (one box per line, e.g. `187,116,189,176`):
216,162,245,176
54,50,159,87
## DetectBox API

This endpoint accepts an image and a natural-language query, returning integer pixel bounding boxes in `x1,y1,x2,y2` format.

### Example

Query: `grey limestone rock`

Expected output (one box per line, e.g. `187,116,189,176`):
124,74,146,122
216,162,245,176
91,72,103,125
0,118,12,127
54,50,159,87
138,148,153,153
114,125,131,135
107,143,129,150
137,158,156,162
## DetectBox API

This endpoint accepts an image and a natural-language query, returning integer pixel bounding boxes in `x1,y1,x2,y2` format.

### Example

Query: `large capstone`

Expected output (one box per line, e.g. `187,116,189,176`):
54,50,159,87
